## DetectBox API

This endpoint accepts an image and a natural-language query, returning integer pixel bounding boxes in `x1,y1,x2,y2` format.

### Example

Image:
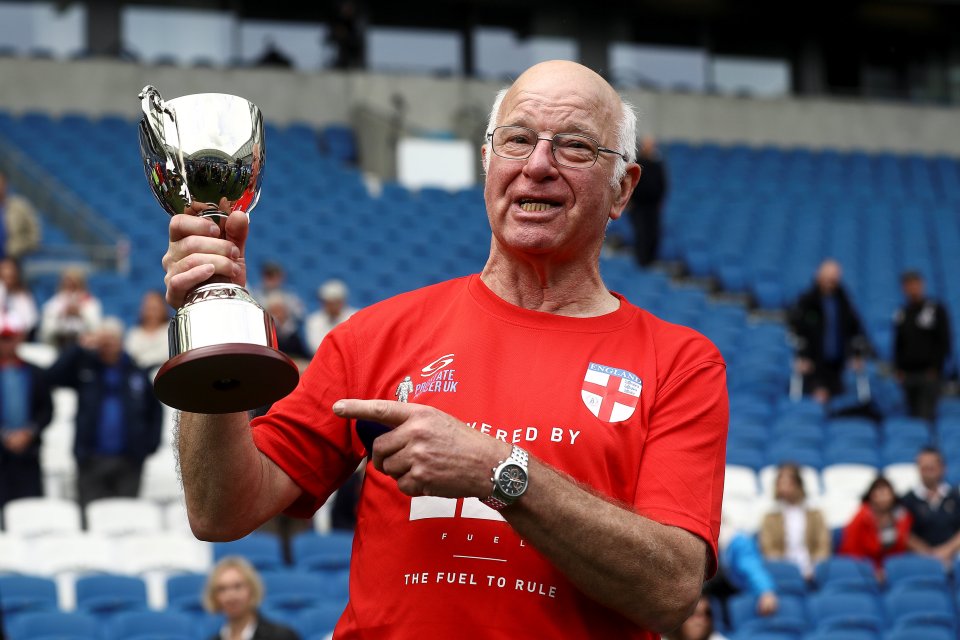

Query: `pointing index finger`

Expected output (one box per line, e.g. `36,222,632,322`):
333,399,414,427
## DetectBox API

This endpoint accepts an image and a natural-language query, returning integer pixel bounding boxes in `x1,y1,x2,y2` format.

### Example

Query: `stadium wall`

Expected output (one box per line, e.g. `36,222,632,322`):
2,57,960,155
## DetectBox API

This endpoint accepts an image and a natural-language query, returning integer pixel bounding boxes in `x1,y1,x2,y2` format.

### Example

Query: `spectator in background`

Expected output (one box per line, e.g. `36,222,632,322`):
903,446,960,567
264,292,310,366
326,1,365,70
758,463,831,580
721,533,779,618
39,266,102,350
305,278,356,353
0,313,53,507
0,258,38,340
124,290,170,371
626,135,668,267
45,317,162,508
203,556,301,640
789,259,869,404
250,261,305,331
0,170,41,261
838,476,912,578
665,596,729,640
255,38,293,68
894,271,951,421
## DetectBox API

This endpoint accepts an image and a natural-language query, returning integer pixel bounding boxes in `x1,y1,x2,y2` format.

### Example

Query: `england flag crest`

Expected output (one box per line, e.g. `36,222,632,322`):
581,362,642,422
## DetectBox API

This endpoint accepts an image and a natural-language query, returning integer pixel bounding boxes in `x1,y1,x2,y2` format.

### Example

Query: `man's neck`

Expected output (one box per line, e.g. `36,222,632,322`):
480,250,618,317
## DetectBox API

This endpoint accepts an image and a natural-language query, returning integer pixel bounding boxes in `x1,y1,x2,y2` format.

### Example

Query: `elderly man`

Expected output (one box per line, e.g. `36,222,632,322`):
162,61,728,638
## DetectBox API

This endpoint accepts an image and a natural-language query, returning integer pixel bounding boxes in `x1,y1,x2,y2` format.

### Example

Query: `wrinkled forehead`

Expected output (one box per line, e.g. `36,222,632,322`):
499,70,620,137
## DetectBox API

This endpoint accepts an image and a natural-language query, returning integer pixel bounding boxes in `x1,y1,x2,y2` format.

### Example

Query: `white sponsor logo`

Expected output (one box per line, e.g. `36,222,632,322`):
421,353,455,377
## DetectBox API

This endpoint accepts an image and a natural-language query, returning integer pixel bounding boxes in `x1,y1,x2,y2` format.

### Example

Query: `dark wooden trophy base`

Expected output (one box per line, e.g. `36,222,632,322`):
154,343,299,414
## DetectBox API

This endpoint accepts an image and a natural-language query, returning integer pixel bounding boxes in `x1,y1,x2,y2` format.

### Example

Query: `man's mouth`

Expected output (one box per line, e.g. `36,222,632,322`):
518,199,559,212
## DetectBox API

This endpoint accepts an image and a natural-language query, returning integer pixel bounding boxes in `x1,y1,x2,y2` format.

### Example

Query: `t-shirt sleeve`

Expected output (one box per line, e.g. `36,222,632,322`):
251,323,366,518
633,343,728,577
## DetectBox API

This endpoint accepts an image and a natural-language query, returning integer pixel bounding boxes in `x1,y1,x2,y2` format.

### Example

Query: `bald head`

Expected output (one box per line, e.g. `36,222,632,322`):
483,60,637,183
816,259,842,293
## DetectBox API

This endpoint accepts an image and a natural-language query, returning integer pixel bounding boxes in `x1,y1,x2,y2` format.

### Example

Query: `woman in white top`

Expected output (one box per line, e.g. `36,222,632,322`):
759,462,832,579
0,258,38,338
39,266,101,349
124,290,170,370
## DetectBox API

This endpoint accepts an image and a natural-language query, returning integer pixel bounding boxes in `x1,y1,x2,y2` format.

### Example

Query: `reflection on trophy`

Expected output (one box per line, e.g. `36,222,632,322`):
138,85,299,414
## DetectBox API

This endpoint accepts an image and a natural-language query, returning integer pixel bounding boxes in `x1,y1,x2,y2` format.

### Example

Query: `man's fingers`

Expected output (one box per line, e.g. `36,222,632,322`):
169,213,221,242
333,399,414,427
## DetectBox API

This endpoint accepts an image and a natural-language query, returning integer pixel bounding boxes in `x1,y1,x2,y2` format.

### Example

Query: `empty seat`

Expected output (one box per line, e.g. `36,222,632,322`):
807,592,883,632
85,497,164,537
821,465,879,501
6,610,98,640
261,570,329,615
74,574,149,618
291,531,353,572
213,533,285,572
883,585,954,630
3,497,82,536
882,554,948,589
0,574,59,620
813,556,880,593
165,572,207,617
103,610,195,640
0,533,30,573
297,601,346,639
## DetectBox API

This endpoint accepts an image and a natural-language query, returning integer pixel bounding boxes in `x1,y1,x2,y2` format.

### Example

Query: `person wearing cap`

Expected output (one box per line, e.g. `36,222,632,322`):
305,278,357,353
45,317,162,507
0,313,53,507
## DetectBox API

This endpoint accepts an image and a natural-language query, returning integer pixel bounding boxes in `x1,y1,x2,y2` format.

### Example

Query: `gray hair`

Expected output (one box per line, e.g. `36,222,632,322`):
482,87,637,187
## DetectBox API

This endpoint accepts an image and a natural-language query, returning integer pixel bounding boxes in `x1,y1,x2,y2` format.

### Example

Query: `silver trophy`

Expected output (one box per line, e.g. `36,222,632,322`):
138,85,298,414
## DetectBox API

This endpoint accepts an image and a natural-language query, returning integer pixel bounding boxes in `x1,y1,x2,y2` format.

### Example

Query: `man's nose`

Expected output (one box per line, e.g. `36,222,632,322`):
523,138,558,178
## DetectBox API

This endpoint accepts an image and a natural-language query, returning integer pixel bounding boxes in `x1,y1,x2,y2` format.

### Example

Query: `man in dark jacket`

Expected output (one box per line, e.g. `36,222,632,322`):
894,271,952,421
627,136,668,267
45,317,162,507
0,313,53,507
789,259,869,403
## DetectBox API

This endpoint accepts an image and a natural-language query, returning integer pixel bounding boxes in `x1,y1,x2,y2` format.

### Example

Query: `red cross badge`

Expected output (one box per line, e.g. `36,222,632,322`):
581,362,642,422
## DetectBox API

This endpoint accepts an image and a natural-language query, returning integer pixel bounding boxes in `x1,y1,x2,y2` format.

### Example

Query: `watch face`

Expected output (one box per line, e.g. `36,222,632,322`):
497,464,528,498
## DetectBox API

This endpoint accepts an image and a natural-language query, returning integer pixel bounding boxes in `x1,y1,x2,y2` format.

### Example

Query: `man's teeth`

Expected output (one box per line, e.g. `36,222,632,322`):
520,201,553,212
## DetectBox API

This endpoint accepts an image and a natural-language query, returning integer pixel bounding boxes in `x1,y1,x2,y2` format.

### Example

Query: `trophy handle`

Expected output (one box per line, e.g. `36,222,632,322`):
139,85,229,238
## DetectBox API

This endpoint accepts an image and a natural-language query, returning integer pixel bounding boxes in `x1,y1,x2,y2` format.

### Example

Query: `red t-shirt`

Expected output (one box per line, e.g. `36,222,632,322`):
838,503,913,570
252,274,728,639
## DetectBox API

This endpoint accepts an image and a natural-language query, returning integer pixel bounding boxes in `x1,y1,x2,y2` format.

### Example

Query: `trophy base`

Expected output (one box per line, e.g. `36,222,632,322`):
154,343,299,414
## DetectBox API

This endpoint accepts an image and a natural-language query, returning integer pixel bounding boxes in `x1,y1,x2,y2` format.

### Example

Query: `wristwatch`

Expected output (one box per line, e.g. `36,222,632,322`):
481,446,529,511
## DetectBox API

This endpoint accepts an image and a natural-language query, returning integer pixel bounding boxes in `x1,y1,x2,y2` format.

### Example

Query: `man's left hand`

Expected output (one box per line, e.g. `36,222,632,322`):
333,399,511,499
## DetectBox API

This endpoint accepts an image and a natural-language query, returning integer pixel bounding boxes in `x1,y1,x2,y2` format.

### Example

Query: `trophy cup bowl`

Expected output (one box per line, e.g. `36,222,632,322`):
138,85,299,414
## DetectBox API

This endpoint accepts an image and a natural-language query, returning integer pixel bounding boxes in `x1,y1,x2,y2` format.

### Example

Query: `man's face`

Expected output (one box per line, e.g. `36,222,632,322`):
482,63,636,261
903,278,925,303
918,452,944,488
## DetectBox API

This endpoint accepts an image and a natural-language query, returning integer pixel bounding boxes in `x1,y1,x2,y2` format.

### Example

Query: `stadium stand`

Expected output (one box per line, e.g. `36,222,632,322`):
2,78,960,638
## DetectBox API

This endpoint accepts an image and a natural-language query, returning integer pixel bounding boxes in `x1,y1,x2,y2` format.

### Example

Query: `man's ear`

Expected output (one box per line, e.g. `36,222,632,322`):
610,163,642,221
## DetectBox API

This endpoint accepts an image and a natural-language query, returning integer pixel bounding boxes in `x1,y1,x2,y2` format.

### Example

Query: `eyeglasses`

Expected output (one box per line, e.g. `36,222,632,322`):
487,125,628,169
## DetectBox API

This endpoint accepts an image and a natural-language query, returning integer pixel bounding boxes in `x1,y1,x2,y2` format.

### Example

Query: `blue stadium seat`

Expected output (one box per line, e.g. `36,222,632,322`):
763,560,808,596
291,531,353,572
727,593,806,633
884,628,954,640
213,532,285,571
104,610,195,640
6,611,99,640
883,586,954,630
261,570,329,615
882,554,949,590
74,574,149,619
297,601,347,639
165,572,207,617
0,574,59,620
807,592,883,633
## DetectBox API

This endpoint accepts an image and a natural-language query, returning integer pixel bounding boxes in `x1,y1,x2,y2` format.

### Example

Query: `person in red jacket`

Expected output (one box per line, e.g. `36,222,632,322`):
838,476,912,579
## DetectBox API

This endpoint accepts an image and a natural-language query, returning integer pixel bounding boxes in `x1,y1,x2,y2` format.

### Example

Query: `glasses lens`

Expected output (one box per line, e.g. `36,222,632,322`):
493,127,536,159
554,134,599,167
